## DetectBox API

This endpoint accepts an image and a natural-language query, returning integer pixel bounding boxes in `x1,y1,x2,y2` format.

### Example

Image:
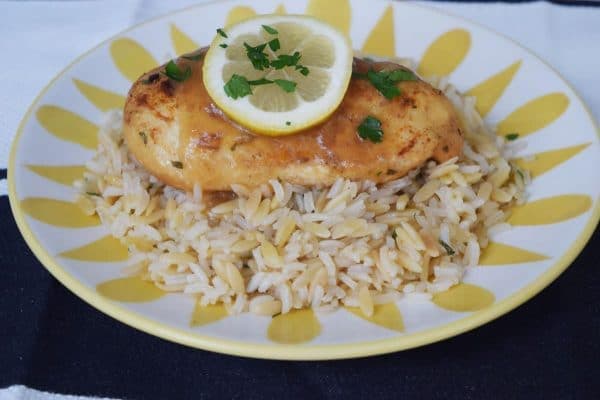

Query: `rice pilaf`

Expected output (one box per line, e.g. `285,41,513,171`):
75,72,528,317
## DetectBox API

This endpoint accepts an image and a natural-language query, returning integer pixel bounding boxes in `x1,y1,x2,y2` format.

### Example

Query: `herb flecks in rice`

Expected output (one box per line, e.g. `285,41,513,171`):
74,72,527,316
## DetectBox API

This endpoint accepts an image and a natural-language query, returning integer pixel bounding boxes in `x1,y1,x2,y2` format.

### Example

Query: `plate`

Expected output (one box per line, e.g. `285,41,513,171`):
8,0,600,360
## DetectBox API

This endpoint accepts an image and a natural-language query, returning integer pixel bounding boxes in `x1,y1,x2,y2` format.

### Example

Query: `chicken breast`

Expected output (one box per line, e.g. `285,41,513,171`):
123,48,463,192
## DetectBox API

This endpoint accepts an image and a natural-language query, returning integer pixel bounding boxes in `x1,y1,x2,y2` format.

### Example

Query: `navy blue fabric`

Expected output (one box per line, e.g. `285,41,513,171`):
1,1,599,399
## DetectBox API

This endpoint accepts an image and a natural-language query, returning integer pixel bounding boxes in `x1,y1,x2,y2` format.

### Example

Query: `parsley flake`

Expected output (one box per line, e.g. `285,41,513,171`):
171,161,183,169
270,52,301,69
357,116,384,143
286,121,291,126
438,240,455,256
216,28,228,38
356,68,418,100
244,42,270,70
219,43,228,49
515,168,525,180
387,69,418,82
367,70,399,99
247,78,273,86
224,74,252,99
391,230,398,239
262,25,279,34
296,65,310,76
505,133,519,141
268,38,280,52
222,31,312,98
86,192,101,197
138,131,147,145
164,60,191,82
274,79,297,93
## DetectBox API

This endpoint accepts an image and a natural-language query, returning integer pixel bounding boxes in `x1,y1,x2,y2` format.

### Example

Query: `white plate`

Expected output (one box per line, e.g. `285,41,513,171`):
9,0,600,359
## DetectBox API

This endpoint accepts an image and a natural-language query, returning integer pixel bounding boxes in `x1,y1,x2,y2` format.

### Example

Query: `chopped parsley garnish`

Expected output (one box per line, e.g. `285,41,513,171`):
368,69,416,99
223,34,309,99
354,68,417,100
262,24,279,34
285,121,291,126
224,75,298,99
138,131,147,145
391,230,398,239
86,192,101,197
244,42,270,70
274,79,297,93
515,168,525,180
387,68,418,82
296,65,310,76
270,52,301,69
505,133,519,141
171,161,183,169
224,74,253,99
268,38,280,52
219,43,228,49
247,78,275,86
357,116,384,143
216,28,228,38
438,240,455,256
182,53,203,61
164,60,191,82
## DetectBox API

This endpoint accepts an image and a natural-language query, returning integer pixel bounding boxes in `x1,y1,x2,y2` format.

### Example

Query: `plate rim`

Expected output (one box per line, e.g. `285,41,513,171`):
8,0,600,360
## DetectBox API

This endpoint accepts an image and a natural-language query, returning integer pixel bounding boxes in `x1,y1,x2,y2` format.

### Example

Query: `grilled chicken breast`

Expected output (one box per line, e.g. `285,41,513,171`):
123,48,463,192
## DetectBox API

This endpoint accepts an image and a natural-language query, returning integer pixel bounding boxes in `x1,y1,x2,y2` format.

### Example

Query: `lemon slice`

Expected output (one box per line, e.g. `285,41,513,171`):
203,14,353,135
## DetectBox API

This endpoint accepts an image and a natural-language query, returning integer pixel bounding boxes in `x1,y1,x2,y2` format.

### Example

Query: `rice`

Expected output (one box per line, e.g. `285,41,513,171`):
74,72,527,316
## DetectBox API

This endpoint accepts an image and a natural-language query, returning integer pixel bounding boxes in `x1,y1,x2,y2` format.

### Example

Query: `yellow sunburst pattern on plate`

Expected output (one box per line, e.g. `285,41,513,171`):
14,0,598,349
110,38,158,82
418,29,471,78
59,235,128,262
225,6,257,27
73,79,126,111
361,5,395,58
170,25,198,55
190,302,229,327
97,277,166,302
497,93,569,137
479,242,548,266
508,195,592,226
467,61,521,117
432,284,495,312
36,105,98,149
514,143,591,179
21,198,99,228
346,303,405,332
306,0,351,35
26,165,86,186
268,309,321,344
